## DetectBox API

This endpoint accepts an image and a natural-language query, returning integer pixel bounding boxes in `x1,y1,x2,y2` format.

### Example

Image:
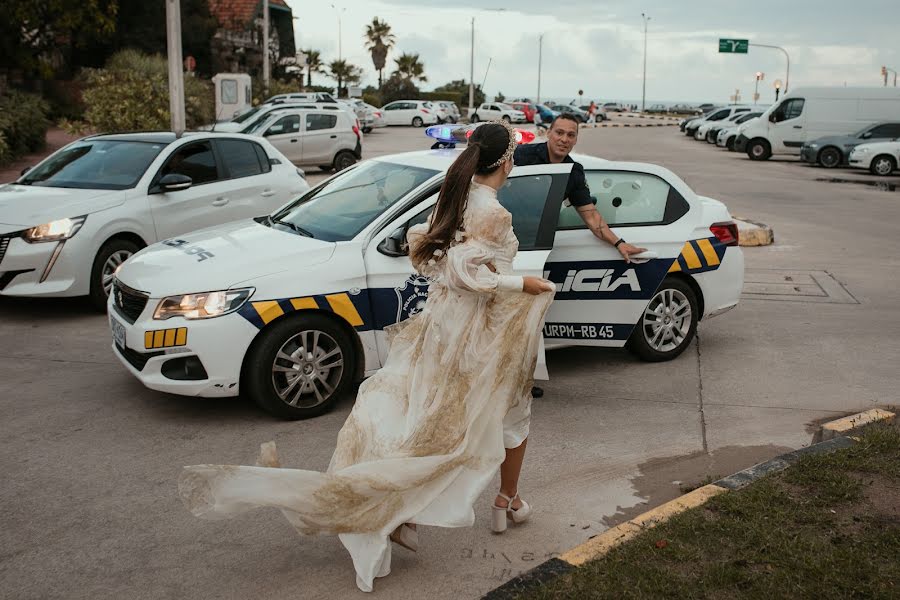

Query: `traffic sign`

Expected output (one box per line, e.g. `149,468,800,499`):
719,39,749,54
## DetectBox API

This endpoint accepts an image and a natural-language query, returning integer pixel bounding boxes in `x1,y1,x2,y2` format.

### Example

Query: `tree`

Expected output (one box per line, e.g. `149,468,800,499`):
329,59,362,97
364,18,395,88
434,79,485,107
379,73,419,105
495,91,506,103
393,53,427,84
305,50,325,88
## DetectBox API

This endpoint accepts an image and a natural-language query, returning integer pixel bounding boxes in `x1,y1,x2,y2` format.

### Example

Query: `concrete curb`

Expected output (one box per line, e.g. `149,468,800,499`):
733,216,775,247
480,408,896,599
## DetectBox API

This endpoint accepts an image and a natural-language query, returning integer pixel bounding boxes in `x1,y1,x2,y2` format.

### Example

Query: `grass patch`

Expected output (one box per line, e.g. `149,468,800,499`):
524,423,900,599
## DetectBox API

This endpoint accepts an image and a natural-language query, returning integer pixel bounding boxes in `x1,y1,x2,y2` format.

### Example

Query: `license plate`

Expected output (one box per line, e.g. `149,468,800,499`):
110,315,126,349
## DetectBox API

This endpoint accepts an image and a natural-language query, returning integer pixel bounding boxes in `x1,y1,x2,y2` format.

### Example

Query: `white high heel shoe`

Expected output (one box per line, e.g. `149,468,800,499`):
491,492,532,533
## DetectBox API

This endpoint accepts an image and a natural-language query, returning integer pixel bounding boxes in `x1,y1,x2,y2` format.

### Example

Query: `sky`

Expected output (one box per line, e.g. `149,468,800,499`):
284,0,900,105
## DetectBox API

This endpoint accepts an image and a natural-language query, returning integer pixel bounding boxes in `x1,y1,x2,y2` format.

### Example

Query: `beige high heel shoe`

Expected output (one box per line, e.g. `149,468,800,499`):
491,493,532,533
390,523,418,552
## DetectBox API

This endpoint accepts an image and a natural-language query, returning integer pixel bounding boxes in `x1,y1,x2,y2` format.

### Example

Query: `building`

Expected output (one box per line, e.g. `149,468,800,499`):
208,0,296,76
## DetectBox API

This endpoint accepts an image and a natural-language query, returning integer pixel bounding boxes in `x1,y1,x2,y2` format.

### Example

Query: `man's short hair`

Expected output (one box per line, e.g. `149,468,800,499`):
549,112,580,129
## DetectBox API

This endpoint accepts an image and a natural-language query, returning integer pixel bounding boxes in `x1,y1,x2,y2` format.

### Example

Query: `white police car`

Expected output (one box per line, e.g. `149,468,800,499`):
109,128,744,419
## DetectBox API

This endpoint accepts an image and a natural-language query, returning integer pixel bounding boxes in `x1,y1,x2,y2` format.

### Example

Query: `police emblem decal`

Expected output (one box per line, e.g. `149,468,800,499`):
394,274,431,322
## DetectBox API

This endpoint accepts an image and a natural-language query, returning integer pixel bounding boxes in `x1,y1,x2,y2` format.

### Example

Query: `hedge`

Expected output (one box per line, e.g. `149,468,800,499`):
0,91,50,166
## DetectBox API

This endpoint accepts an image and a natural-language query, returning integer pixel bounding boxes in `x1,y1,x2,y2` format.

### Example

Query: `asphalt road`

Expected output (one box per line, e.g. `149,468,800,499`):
2,123,898,599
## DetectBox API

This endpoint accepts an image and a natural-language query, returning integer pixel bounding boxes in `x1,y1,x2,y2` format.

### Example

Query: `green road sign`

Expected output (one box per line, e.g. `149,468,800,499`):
719,38,749,54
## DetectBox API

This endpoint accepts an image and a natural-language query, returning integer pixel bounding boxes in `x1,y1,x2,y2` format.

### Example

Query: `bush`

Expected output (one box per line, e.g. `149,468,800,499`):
0,90,50,165
362,92,382,107
380,74,419,105
75,49,214,133
252,78,300,106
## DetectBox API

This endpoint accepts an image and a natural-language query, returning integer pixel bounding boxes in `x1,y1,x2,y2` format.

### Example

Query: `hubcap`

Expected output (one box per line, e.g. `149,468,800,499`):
101,250,133,296
272,329,344,409
821,150,839,167
875,159,892,175
642,288,692,353
752,144,764,157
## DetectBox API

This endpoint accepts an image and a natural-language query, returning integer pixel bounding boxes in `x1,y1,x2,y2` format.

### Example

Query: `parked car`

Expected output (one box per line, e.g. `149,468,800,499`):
848,140,900,175
534,104,560,122
644,104,669,114
603,102,627,112
380,100,439,127
246,108,361,172
264,92,338,105
437,102,461,123
510,102,537,123
471,102,527,123
800,122,900,168
1,132,309,309
109,131,743,419
578,105,609,121
213,101,353,133
342,99,386,133
698,108,765,143
551,104,590,123
686,106,755,138
430,103,452,124
735,87,900,161
716,113,763,150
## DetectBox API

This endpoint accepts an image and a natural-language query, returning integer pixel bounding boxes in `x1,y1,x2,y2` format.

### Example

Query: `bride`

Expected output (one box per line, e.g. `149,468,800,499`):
178,121,556,592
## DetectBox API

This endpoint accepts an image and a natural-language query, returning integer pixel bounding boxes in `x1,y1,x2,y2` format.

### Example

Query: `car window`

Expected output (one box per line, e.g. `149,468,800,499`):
870,124,900,138
221,80,238,104
217,139,264,178
306,113,338,131
496,175,553,250
264,114,301,136
273,161,438,241
558,171,686,228
773,98,804,122
19,140,165,190
708,110,729,121
161,141,219,185
252,143,272,173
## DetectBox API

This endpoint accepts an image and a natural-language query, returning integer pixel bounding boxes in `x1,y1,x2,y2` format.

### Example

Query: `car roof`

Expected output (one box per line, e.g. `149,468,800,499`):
83,132,178,144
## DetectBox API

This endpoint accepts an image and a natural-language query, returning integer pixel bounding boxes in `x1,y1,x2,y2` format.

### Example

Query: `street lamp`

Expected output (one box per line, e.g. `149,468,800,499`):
468,9,506,118
330,4,346,61
773,79,782,101
537,33,543,106
640,13,650,113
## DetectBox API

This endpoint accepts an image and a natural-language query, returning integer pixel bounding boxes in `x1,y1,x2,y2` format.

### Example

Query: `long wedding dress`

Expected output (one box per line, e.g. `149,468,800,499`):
178,182,555,592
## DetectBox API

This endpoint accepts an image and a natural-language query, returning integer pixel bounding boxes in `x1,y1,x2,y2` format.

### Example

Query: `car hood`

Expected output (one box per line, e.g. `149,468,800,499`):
850,141,900,153
117,219,336,297
807,135,860,147
0,184,124,233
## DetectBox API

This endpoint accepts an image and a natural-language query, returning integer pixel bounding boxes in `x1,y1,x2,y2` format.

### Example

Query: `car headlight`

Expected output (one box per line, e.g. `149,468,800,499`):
153,287,254,320
855,147,870,155
808,143,819,149
23,216,86,243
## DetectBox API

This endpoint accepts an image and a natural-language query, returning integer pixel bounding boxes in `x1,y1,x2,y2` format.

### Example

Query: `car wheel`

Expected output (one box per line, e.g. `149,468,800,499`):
747,138,772,161
333,150,357,172
627,278,699,362
501,115,512,123
706,131,717,143
412,116,424,127
89,238,141,311
470,113,480,123
817,147,842,169
726,136,736,151
870,154,896,176
362,127,372,134
245,313,356,420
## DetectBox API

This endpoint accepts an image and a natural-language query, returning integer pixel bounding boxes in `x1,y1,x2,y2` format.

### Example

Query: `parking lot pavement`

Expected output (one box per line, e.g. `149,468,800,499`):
2,126,899,599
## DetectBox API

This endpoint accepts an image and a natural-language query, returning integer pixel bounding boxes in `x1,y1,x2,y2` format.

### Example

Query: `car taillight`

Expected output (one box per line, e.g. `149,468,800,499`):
421,109,430,114
375,112,382,117
352,124,360,138
710,221,739,246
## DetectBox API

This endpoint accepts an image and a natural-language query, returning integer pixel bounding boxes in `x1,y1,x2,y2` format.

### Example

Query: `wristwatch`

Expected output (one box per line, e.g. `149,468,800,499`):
614,238,626,248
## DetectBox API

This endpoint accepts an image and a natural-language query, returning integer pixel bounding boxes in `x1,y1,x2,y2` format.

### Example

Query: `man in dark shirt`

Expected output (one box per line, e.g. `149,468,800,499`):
514,113,646,397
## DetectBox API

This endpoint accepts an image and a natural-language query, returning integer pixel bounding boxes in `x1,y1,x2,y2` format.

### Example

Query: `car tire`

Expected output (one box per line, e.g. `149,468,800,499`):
817,147,842,169
412,116,424,127
627,277,699,362
245,313,356,420
89,238,141,311
470,114,480,123
726,136,736,151
333,150,357,172
747,138,772,161
362,127,372,134
706,130,717,143
870,154,896,176
501,115,512,123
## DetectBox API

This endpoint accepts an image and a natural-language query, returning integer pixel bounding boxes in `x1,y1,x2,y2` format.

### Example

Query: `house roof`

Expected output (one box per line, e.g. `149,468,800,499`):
209,0,291,29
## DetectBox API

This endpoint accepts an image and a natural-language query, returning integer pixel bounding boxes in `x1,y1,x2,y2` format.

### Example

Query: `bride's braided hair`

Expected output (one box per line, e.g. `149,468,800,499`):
411,122,512,269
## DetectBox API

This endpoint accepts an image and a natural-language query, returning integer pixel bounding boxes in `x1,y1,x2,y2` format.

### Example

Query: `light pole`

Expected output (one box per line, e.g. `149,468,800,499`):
640,13,650,113
330,4,346,61
262,0,269,94
165,0,185,134
468,9,506,119
537,33,543,105
749,43,789,93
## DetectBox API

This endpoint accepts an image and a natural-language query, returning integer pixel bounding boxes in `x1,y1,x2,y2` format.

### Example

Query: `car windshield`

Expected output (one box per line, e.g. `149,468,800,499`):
232,106,263,124
18,140,166,190
271,160,438,241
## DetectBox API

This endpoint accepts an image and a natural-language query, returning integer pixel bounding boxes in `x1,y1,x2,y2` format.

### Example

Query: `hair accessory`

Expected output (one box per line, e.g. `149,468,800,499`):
485,120,518,169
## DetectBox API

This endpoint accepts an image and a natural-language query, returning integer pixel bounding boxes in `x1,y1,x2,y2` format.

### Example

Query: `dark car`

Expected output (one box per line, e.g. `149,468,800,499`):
578,105,609,121
534,104,559,122
800,122,900,168
553,104,589,123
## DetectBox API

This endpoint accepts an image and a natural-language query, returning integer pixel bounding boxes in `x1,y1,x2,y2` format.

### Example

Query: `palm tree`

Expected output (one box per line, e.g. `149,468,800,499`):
393,52,427,84
364,18,396,88
329,59,361,96
304,49,325,88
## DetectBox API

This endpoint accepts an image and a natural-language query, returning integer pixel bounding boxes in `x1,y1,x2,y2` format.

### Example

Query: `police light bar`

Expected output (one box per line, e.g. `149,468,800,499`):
425,124,536,146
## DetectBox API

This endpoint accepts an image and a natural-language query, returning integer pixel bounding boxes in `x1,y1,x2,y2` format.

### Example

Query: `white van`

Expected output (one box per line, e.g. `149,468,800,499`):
735,87,900,161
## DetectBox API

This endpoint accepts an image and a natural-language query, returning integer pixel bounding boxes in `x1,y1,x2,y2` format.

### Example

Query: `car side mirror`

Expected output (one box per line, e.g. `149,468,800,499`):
377,226,409,257
768,113,777,123
861,132,872,139
20,166,31,176
157,173,193,193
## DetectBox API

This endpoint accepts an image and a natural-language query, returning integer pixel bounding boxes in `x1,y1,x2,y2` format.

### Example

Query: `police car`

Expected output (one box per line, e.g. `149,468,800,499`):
109,127,744,419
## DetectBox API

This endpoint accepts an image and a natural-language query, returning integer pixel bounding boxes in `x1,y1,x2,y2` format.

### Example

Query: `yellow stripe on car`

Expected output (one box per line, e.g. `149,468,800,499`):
144,327,189,349
252,301,285,325
290,297,319,311
681,242,702,269
696,239,720,267
325,293,364,327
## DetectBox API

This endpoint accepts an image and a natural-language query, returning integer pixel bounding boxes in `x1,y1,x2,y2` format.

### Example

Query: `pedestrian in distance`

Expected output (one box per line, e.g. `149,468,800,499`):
587,100,597,124
533,107,548,136
179,121,556,593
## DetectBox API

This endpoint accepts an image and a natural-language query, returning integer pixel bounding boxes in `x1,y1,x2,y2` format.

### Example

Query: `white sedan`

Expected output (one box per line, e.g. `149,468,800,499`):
0,132,308,309
848,140,900,175
110,130,744,419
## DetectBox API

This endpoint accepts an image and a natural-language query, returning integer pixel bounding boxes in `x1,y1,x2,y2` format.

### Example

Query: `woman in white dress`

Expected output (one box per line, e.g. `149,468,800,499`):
178,121,556,592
